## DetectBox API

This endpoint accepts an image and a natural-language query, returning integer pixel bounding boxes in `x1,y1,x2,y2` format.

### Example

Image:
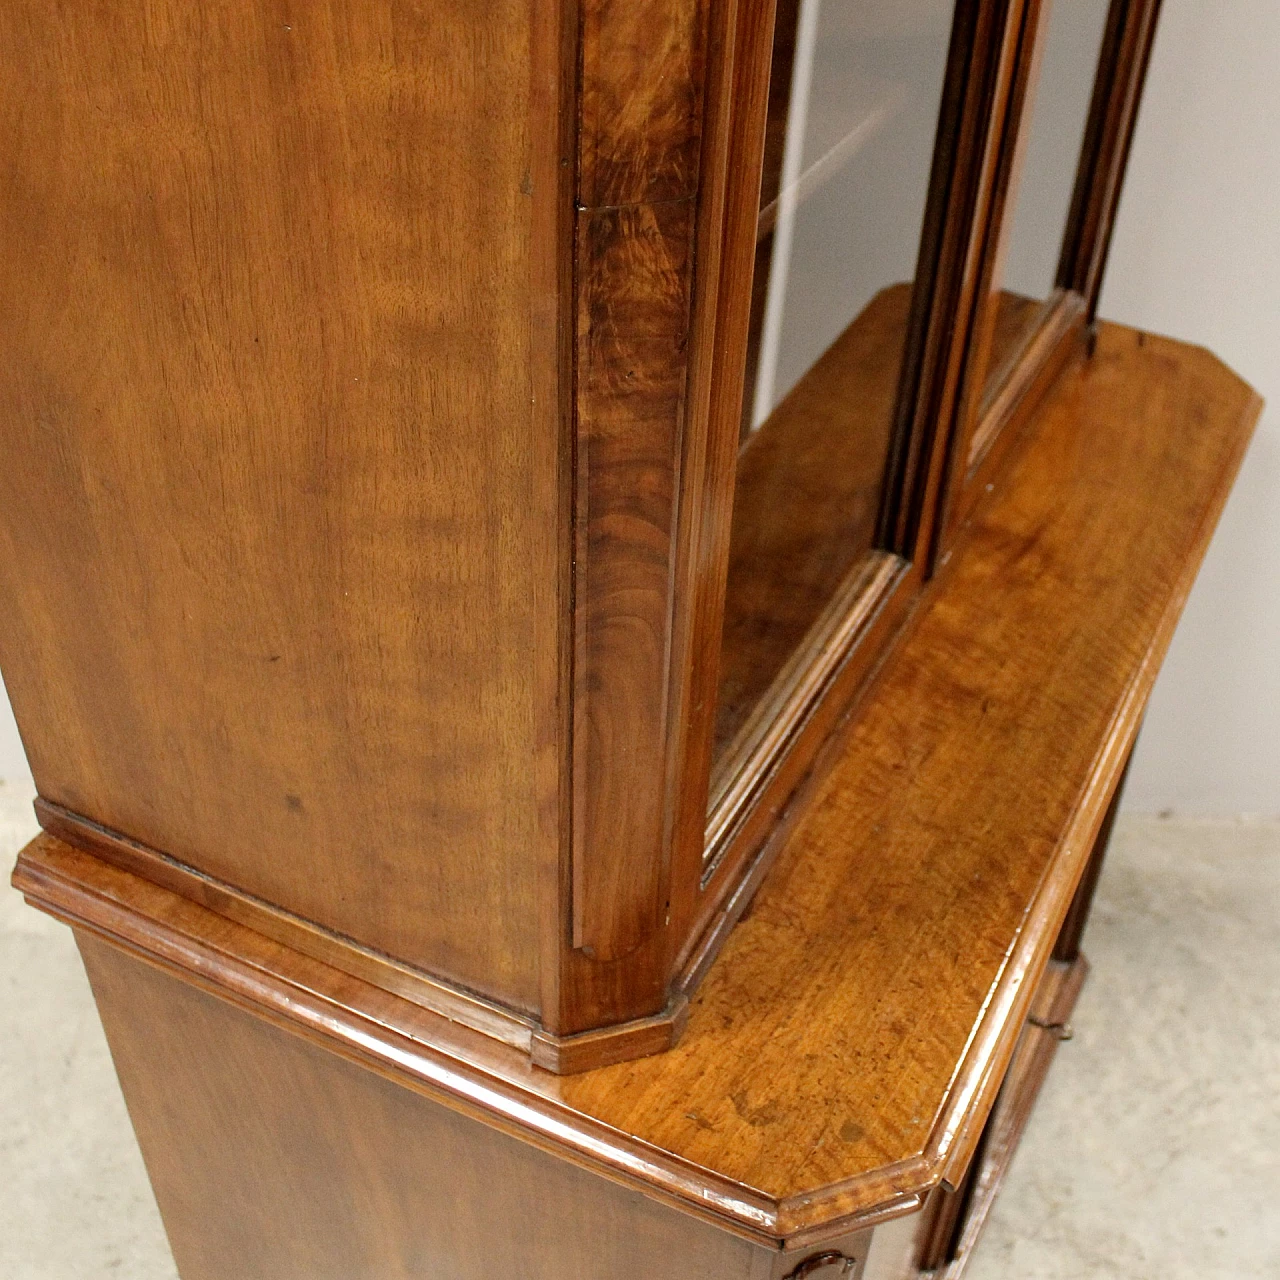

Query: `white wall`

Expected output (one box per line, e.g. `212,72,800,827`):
1,0,1277,811
0,678,28,785
1100,0,1280,815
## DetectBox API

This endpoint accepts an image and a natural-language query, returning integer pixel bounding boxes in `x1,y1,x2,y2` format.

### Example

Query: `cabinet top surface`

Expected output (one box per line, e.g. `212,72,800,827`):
16,323,1260,1244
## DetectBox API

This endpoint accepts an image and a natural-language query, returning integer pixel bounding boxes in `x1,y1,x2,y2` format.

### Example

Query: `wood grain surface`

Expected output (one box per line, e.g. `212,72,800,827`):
578,0,708,208
81,928,876,1278
78,932,772,1280
981,290,1049,396
564,0,710,1010
920,954,1090,1277
569,325,1257,1225
0,0,561,1012
937,0,1163,568
1059,0,1164,315
17,324,1258,1242
659,0,785,1024
571,198,695,965
690,0,1026,981
953,0,1052,452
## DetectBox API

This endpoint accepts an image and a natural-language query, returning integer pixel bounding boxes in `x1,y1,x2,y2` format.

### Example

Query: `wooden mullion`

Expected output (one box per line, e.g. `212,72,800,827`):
1059,0,1165,317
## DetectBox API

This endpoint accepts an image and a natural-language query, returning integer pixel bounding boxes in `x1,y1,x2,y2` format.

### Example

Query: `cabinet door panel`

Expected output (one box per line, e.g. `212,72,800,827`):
977,0,1112,418
713,0,957,783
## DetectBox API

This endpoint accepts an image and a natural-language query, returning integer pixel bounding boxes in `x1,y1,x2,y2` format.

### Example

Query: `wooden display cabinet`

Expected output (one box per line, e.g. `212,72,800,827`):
1,0,1259,1275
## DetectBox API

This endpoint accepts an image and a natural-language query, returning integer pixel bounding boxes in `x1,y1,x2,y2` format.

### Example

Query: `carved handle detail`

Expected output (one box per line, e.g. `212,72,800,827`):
785,1252,858,1279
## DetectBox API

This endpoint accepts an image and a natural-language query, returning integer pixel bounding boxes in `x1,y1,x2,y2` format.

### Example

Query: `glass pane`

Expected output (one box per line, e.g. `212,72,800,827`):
713,0,956,778
985,0,1112,393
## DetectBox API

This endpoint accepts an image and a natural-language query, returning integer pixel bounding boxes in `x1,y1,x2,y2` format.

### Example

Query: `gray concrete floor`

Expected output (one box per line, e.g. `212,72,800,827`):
2,775,1277,1279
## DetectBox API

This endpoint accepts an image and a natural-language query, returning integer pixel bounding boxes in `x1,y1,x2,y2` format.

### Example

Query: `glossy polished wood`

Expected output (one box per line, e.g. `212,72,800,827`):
1055,749,1132,965
0,0,1175,1071
0,0,561,1015
570,327,1258,1233
568,0,708,1002
0,0,761,1057
967,288,1085,473
6,3,1245,1272
693,1,1033,929
571,195,695,969
79,928,877,1280
0,0,755,1057
957,0,1054,435
34,796,540,1052
938,0,1163,561
77,934,775,1280
17,325,1258,1245
921,954,1090,1277
662,0,784,976
975,0,1114,403
879,0,1029,565
1059,0,1164,315
984,290,1049,387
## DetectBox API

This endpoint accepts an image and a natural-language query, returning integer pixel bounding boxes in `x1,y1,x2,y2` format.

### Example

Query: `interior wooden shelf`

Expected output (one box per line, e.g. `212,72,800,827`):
15,322,1259,1246
985,289,1048,386
716,283,908,760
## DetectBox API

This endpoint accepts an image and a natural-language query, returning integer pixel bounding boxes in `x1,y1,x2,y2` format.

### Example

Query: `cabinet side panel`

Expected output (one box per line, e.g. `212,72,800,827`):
77,934,760,1280
0,0,559,1010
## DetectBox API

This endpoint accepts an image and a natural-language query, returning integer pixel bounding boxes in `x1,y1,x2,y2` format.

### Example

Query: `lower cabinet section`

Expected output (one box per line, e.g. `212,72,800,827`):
862,1211,933,1280
78,933,769,1280
77,926,1088,1280
857,956,1090,1280
775,1248,869,1279
910,955,1088,1278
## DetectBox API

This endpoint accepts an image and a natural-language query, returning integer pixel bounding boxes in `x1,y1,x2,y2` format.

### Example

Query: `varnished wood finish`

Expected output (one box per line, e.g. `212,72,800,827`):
703,553,908,881
982,290,1050,392
570,197,695,968
661,0,784,994
17,326,1258,1244
0,0,1172,1072
691,1,1036,969
879,0,1027,564
968,289,1085,471
903,0,1057,574
942,291,1087,551
0,0,831,1060
567,0,709,1005
935,0,1092,558
577,0,707,209
0,0,561,1014
35,797,539,1052
4,14,1248,1272
938,0,1163,561
952,0,1052,467
1059,0,1164,316
77,934,770,1280
0,0,799,1061
1054,748,1133,965
580,329,1257,1234
924,954,1090,1278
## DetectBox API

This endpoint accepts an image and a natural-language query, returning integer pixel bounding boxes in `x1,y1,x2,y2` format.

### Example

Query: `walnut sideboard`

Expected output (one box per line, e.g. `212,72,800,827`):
1,0,1259,1276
